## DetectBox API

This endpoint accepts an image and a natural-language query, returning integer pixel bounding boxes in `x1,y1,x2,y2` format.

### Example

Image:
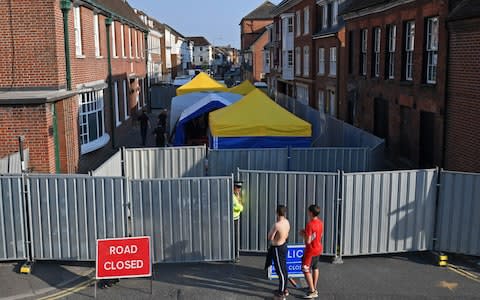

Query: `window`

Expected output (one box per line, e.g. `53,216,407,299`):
288,17,294,33
317,90,325,113
73,6,83,56
120,24,125,57
332,1,338,26
140,32,144,58
329,47,337,76
426,17,438,84
318,48,325,75
112,21,117,57
200,56,203,62
200,47,203,51
322,5,328,29
360,29,368,76
304,7,309,35
79,90,108,154
123,80,129,120
386,25,396,79
327,89,336,116
93,14,100,57
296,85,309,105
134,30,138,58
128,27,133,58
296,11,301,36
372,27,381,77
348,31,354,74
404,21,415,81
303,46,310,76
114,82,120,126
295,47,301,75
287,50,293,67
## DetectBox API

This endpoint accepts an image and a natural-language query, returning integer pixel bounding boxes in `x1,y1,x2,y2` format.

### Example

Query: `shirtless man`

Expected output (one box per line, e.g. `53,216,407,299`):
267,205,290,298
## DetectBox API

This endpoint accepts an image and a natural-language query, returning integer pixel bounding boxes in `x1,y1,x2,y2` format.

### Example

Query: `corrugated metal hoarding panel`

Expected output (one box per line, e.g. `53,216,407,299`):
208,148,288,176
0,149,29,174
90,149,122,177
0,176,26,260
238,170,338,255
341,169,437,256
290,148,369,173
130,177,233,263
28,175,127,261
436,171,480,256
125,146,206,179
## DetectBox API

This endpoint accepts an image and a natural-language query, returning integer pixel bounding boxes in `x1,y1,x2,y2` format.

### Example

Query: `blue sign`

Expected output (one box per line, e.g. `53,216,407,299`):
268,244,305,279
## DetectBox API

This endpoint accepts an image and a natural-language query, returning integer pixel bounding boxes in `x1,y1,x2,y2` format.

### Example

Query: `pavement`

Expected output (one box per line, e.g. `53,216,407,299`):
1,253,479,300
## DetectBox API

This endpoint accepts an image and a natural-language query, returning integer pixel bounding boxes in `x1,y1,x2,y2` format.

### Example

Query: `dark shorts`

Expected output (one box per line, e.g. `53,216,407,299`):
302,253,320,272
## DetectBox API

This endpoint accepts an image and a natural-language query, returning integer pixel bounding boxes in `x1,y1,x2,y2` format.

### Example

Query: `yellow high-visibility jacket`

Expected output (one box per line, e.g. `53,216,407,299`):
233,193,243,220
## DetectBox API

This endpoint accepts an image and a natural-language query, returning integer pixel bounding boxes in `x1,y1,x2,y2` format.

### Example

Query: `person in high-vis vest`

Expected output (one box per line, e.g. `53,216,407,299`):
233,181,244,262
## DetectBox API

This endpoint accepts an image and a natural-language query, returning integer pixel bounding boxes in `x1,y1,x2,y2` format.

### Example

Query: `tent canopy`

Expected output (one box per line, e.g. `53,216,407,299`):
209,89,312,149
169,92,242,135
176,72,227,96
173,93,242,145
228,80,256,95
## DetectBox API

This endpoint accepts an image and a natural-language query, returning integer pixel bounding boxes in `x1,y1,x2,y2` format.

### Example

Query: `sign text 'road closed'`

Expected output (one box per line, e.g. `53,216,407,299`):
96,236,151,279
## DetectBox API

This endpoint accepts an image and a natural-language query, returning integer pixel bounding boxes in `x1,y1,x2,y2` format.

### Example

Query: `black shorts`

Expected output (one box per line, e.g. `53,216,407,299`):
310,255,320,270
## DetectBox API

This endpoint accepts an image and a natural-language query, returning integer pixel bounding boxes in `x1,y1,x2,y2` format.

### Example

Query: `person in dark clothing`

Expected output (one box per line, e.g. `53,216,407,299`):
137,109,150,146
267,205,290,298
153,124,166,147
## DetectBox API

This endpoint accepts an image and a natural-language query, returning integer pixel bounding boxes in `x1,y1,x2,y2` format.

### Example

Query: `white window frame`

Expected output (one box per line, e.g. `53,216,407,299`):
114,81,121,126
79,90,109,155
332,1,338,26
287,50,293,68
318,48,325,75
140,33,144,58
112,21,117,58
387,25,396,79
328,89,336,117
296,11,301,36
295,47,301,75
317,90,325,113
373,27,381,77
120,24,126,58
288,17,294,33
323,5,328,29
361,29,368,76
128,27,133,58
426,17,438,84
93,13,100,57
73,6,83,57
329,47,337,76
405,21,415,81
123,80,129,120
304,7,309,35
135,30,138,58
303,46,310,76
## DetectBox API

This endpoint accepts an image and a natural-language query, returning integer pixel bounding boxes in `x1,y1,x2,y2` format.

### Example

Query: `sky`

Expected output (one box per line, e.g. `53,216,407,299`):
127,0,282,48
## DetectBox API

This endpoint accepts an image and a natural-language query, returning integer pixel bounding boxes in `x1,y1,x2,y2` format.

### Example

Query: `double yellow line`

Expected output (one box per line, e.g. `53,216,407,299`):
38,277,96,300
447,263,480,284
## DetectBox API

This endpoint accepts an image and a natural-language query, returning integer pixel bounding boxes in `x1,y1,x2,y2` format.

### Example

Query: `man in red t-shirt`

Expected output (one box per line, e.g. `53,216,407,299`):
299,204,324,299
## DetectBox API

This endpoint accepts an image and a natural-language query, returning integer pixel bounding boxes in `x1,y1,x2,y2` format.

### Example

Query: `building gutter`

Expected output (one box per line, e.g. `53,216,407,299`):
144,32,150,111
105,16,116,149
60,0,72,90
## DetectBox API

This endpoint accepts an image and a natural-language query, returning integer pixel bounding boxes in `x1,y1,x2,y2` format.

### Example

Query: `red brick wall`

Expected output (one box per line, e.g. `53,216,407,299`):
252,32,269,82
0,104,55,173
241,19,273,50
344,0,448,167
0,0,63,89
56,96,79,173
445,18,480,172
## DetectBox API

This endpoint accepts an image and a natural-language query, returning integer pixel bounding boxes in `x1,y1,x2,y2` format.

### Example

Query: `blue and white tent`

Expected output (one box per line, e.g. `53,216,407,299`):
170,92,242,145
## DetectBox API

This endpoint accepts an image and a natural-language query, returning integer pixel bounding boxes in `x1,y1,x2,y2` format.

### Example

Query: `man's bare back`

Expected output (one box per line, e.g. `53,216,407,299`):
268,217,290,246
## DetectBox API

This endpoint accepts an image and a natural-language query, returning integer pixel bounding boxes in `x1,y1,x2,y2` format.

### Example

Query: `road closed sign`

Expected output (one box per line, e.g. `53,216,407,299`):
96,236,151,279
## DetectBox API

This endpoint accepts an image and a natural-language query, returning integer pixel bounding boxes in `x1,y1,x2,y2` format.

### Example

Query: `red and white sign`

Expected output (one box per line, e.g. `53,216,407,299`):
96,236,151,279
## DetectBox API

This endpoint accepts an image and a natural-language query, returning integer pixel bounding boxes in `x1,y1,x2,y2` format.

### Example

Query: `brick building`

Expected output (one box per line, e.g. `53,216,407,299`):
240,1,276,82
444,0,480,172
0,0,147,173
341,0,449,168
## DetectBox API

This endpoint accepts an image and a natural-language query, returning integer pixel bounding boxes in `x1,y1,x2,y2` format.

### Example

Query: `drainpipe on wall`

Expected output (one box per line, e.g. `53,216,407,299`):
60,0,72,90
144,32,150,111
105,16,116,149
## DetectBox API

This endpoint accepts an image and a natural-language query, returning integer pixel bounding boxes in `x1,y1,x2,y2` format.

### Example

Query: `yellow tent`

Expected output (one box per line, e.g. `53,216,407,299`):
209,89,311,148
228,80,256,95
176,72,227,96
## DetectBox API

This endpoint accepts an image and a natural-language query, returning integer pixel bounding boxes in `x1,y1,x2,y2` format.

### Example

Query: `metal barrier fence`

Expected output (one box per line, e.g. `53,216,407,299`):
238,169,338,256
125,146,206,179
341,169,437,256
130,176,233,263
208,148,289,176
0,149,29,174
28,175,127,261
290,148,369,173
90,149,123,177
436,171,480,256
0,176,27,261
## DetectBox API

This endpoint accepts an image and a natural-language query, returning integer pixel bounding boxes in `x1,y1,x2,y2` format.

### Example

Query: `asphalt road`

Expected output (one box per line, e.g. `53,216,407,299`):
1,253,479,300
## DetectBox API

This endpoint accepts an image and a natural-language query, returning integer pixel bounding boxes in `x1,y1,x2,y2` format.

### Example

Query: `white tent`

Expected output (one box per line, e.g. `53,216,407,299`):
169,92,242,136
